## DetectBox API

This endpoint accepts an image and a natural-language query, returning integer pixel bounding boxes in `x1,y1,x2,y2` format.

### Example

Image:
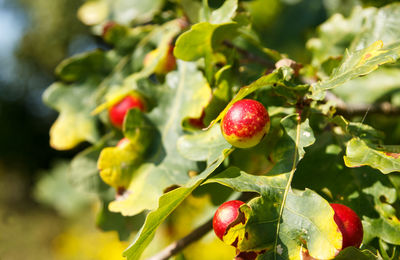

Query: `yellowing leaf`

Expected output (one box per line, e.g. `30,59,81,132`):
43,83,99,150
344,138,400,174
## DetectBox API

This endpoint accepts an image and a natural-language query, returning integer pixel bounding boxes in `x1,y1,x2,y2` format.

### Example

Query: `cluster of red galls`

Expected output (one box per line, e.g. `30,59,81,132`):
215,99,363,259
213,200,363,259
104,32,363,258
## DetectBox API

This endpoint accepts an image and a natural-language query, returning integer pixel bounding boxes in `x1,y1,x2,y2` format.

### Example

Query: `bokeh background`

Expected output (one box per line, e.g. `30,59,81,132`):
0,0,396,259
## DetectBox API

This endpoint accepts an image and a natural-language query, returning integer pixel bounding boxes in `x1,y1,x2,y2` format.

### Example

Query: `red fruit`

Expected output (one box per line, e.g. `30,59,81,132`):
221,99,270,148
109,95,146,128
213,200,245,241
330,203,363,249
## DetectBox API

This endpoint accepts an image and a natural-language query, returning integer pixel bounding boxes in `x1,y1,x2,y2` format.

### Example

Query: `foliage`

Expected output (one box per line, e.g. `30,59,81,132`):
43,0,400,259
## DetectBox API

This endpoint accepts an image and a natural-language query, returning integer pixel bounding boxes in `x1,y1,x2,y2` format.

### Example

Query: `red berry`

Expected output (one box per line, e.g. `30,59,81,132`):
213,200,245,241
330,203,363,249
221,99,270,148
109,95,146,128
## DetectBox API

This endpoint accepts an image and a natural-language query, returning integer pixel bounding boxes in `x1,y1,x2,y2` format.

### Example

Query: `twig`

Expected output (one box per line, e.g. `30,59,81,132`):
325,91,400,116
147,192,257,260
223,41,275,68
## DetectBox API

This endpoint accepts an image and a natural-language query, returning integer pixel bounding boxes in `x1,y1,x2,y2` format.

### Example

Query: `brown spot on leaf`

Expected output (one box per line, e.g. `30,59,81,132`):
163,184,180,193
117,186,126,196
235,251,258,260
188,170,198,178
385,152,400,159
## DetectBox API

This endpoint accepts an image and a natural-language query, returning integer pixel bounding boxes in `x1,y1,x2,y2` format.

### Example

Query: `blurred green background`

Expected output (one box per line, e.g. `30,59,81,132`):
0,0,395,259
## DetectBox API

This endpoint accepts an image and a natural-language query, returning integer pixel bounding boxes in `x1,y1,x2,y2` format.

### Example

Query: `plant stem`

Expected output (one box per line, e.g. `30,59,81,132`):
147,192,257,260
223,41,275,68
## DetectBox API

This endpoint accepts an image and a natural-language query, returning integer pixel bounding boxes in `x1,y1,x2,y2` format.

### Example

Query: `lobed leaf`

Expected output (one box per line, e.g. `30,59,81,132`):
269,115,315,175
208,0,238,24
108,61,214,216
43,82,100,150
344,138,400,174
310,40,400,100
206,169,342,259
123,147,233,260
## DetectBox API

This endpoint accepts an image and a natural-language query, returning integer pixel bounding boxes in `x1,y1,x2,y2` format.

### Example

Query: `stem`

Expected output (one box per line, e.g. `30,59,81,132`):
273,112,301,260
223,41,275,68
147,219,213,260
325,91,400,116
147,192,257,260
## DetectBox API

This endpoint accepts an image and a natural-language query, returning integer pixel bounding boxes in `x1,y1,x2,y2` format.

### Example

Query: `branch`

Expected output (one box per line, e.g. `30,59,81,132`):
147,192,257,260
325,91,400,116
223,41,275,68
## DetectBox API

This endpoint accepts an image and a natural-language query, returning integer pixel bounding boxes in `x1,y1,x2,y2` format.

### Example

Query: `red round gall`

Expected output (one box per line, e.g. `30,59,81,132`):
213,200,245,241
221,99,270,148
330,203,363,249
109,95,146,128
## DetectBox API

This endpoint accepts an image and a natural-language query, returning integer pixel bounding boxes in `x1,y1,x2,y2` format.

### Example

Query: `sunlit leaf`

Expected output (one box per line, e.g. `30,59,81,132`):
344,138,400,174
177,124,230,162
174,21,239,81
43,82,100,150
209,0,238,24
206,168,342,259
123,148,233,260
310,41,400,100
108,61,214,216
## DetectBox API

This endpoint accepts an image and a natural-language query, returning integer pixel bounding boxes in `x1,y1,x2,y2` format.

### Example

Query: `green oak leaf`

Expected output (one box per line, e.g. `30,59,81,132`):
69,135,111,194
307,6,376,66
308,3,400,67
332,67,400,106
333,247,377,260
174,21,239,81
107,61,214,216
361,181,400,246
310,40,400,100
43,82,100,150
112,0,164,24
270,115,315,175
174,22,238,61
344,138,400,174
177,124,231,162
34,161,94,218
203,65,233,125
206,168,342,260
363,217,400,246
96,201,146,241
332,116,385,142
55,50,114,82
78,0,164,25
351,3,400,51
208,0,238,24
